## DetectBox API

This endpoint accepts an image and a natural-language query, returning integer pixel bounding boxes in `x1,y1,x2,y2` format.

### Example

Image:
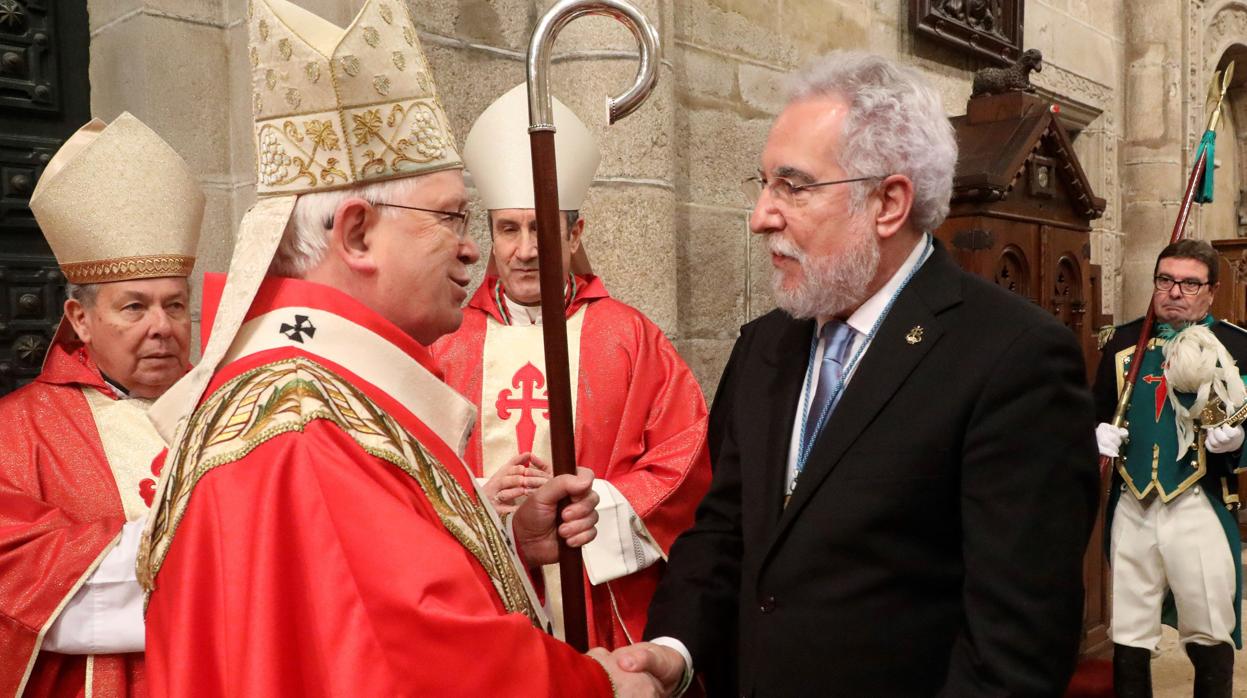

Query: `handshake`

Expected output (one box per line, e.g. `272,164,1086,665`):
586,642,690,698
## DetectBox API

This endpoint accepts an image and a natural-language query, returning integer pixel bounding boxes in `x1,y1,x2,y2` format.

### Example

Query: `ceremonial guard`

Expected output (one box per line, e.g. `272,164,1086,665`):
138,1,658,695
431,84,711,648
0,113,204,696
1096,239,1247,698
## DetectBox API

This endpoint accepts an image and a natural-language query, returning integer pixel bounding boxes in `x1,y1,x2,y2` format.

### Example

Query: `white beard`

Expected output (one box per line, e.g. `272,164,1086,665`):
768,227,881,320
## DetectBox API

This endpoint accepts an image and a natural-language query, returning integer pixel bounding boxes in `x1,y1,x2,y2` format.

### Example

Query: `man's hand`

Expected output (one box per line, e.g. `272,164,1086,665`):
612,642,686,696
588,648,664,697
1206,423,1246,454
482,452,553,514
1096,422,1129,458
512,466,598,566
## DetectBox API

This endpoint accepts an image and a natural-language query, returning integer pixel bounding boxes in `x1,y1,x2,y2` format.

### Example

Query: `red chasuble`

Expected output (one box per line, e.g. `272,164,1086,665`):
0,341,147,698
143,275,611,697
430,275,711,648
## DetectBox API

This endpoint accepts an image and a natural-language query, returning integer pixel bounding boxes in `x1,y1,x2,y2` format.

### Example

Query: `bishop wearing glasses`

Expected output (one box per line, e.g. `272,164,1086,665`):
137,2,666,695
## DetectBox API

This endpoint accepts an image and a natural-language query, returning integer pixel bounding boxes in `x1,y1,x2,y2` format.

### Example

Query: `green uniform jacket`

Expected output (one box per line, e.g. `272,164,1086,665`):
1093,316,1247,647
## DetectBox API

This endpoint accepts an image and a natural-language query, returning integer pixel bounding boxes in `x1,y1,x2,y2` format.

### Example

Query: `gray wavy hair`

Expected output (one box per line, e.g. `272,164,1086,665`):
787,51,958,233
270,176,427,278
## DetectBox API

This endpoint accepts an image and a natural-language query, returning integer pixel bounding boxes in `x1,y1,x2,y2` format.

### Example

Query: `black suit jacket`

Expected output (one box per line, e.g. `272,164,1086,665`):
646,244,1099,697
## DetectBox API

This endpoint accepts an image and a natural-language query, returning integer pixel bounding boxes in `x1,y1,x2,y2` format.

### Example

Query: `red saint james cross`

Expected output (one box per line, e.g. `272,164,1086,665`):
496,362,550,454
1143,373,1168,423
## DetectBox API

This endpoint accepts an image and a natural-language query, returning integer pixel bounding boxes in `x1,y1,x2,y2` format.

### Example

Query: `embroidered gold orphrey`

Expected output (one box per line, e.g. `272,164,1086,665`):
140,356,540,625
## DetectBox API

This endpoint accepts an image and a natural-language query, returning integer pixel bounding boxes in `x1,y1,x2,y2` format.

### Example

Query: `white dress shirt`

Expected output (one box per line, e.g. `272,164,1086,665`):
784,234,932,494
42,519,146,654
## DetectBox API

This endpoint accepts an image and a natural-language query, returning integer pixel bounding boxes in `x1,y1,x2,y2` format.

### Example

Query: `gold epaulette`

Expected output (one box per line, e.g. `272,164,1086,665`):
1097,324,1117,351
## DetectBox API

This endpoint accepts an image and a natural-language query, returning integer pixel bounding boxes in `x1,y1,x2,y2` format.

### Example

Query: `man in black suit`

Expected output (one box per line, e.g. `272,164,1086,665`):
614,51,1099,697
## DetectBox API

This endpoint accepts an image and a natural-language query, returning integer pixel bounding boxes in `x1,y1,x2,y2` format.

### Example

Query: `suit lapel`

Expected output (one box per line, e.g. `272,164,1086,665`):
765,244,964,554
754,317,816,528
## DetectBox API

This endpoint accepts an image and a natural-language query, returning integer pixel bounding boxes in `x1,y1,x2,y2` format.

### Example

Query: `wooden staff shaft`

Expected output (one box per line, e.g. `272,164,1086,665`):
1100,145,1210,477
529,128,589,651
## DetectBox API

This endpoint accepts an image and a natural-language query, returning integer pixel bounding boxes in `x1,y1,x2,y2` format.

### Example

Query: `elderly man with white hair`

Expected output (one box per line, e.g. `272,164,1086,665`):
138,1,662,696
615,50,1099,697
0,112,202,698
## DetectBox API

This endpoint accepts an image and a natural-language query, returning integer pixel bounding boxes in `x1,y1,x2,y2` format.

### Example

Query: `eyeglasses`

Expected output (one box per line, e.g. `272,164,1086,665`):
741,172,886,207
374,202,472,240
1153,274,1211,295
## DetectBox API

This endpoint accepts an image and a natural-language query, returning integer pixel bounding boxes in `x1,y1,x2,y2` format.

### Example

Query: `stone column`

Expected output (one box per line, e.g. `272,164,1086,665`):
1120,0,1187,318
88,0,245,349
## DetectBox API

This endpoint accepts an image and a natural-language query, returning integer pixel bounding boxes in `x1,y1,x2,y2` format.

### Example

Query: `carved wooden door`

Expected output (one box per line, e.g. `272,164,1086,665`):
935,215,1041,305
0,0,89,395
1040,226,1094,368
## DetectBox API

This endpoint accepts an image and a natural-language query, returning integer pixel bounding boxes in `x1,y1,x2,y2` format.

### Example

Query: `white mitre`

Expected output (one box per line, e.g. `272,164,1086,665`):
30,113,204,284
30,113,206,359
463,83,600,211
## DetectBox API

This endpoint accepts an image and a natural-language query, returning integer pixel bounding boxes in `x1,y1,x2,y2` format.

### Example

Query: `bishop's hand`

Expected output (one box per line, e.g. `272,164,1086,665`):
483,452,553,514
512,466,598,566
588,648,664,697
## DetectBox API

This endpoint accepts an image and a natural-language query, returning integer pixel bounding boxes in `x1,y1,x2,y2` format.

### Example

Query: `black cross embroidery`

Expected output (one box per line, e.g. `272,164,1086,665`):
279,314,316,343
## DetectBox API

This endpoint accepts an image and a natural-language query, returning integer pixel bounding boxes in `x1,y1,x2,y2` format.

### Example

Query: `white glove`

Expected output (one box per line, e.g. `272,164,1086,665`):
1205,424,1246,454
1096,423,1129,459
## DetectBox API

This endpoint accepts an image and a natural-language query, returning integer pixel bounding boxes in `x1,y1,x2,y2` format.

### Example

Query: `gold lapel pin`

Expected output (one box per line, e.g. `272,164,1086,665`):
905,326,924,344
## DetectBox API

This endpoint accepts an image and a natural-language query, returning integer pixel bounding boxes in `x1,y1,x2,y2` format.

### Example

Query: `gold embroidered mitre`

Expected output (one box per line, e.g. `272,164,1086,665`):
249,0,461,195
29,113,205,283
149,0,462,445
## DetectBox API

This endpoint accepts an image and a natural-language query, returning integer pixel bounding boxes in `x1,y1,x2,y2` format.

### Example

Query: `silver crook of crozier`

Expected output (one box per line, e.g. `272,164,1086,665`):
525,0,661,132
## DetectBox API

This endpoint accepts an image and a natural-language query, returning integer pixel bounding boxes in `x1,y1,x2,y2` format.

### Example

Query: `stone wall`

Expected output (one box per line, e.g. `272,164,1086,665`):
85,0,1157,400
1120,1,1247,321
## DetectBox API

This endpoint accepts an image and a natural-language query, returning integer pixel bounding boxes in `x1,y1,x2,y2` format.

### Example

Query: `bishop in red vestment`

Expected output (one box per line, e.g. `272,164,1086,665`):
138,3,662,696
430,83,711,649
143,274,612,696
0,113,204,697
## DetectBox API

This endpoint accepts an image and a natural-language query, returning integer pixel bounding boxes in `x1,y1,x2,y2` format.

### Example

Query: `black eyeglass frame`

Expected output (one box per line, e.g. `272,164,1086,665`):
1153,274,1213,296
741,172,887,206
373,202,472,238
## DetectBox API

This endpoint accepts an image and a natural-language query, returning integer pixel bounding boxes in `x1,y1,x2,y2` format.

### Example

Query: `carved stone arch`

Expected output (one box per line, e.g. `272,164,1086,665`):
1204,0,1247,68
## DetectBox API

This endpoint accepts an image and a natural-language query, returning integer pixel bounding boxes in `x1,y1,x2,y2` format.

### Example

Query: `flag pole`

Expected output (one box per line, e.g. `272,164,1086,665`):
1100,62,1235,477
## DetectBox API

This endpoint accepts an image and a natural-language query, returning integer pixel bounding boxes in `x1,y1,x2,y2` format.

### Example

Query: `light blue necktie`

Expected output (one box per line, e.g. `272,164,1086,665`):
800,320,856,456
